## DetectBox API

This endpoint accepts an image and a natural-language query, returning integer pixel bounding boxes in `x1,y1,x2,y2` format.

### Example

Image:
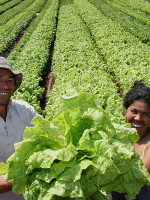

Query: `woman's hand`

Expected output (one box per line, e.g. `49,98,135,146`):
0,175,12,194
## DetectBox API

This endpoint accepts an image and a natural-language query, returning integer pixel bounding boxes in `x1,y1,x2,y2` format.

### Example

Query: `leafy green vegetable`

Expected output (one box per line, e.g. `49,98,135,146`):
0,92,150,199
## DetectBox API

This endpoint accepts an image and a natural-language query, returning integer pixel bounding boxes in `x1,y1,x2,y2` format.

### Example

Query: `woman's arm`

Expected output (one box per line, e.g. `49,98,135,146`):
0,175,12,194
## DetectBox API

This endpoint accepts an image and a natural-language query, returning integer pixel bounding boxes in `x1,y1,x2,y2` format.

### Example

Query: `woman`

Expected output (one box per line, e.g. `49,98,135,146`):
111,81,150,200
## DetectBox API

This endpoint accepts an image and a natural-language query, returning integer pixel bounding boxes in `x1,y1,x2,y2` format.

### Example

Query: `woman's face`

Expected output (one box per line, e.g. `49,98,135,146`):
125,100,150,137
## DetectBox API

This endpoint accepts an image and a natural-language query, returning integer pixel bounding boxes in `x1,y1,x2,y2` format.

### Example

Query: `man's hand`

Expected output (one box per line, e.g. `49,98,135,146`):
0,175,12,194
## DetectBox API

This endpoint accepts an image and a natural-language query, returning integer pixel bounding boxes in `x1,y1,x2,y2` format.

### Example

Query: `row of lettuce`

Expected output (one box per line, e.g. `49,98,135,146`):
0,0,9,5
89,0,150,44
100,0,150,25
0,0,22,14
0,0,37,25
115,0,150,15
7,0,59,113
0,0,47,55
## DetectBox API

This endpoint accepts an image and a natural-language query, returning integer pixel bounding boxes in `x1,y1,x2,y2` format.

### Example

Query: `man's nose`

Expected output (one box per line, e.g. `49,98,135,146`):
0,80,9,89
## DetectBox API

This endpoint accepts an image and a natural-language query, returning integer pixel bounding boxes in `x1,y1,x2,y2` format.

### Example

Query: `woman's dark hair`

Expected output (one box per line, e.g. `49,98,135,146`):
123,81,150,109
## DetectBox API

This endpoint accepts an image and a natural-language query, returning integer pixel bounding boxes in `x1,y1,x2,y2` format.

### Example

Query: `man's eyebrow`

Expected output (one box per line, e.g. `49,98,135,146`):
0,74,14,78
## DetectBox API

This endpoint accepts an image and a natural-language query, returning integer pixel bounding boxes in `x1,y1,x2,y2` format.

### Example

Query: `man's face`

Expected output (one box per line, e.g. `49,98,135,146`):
0,68,15,105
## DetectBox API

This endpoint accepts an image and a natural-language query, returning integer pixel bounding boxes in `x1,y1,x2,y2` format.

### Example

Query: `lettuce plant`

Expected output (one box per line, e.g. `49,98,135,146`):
0,92,150,199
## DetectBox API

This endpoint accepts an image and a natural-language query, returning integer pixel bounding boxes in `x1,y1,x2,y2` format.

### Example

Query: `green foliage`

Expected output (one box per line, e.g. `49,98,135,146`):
0,0,46,55
74,0,150,93
45,0,124,123
0,0,35,25
0,92,149,200
100,0,150,26
89,0,150,44
8,0,53,59
0,0,9,5
0,0,22,14
113,0,150,15
8,0,59,113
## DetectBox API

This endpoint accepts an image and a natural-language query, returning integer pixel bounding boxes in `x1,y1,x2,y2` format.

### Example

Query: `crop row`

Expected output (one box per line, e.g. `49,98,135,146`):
0,0,9,5
89,0,150,44
45,0,124,123
8,1,54,61
0,0,35,25
112,0,150,15
102,0,150,26
8,0,59,113
74,0,150,94
0,0,22,14
0,0,47,56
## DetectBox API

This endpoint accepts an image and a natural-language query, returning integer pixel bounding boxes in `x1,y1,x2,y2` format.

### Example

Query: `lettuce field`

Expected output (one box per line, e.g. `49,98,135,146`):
0,0,150,199
0,0,149,120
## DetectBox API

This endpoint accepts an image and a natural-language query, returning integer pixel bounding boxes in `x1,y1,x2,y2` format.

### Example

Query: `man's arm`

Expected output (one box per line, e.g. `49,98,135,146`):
0,175,12,194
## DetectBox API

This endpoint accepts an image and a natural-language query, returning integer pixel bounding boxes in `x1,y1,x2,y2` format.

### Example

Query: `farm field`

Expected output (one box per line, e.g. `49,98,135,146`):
0,0,150,199
0,0,150,122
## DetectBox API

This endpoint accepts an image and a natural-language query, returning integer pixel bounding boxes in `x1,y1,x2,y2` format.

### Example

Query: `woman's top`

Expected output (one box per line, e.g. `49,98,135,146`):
140,138,150,159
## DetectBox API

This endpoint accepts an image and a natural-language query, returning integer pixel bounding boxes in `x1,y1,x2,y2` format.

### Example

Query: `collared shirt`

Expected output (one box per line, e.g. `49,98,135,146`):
0,99,39,200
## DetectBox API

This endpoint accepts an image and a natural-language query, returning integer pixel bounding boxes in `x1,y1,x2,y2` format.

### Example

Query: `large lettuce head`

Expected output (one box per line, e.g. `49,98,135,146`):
0,92,150,200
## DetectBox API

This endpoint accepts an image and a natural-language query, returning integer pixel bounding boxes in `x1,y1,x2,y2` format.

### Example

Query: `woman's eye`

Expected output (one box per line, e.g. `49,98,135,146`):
143,113,150,117
131,110,137,114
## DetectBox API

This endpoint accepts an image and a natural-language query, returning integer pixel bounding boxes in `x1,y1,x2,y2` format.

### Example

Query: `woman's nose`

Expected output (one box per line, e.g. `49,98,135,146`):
134,114,142,121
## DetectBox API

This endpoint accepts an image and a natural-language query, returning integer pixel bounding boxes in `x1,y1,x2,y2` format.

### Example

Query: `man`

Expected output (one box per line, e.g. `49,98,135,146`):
0,57,39,199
